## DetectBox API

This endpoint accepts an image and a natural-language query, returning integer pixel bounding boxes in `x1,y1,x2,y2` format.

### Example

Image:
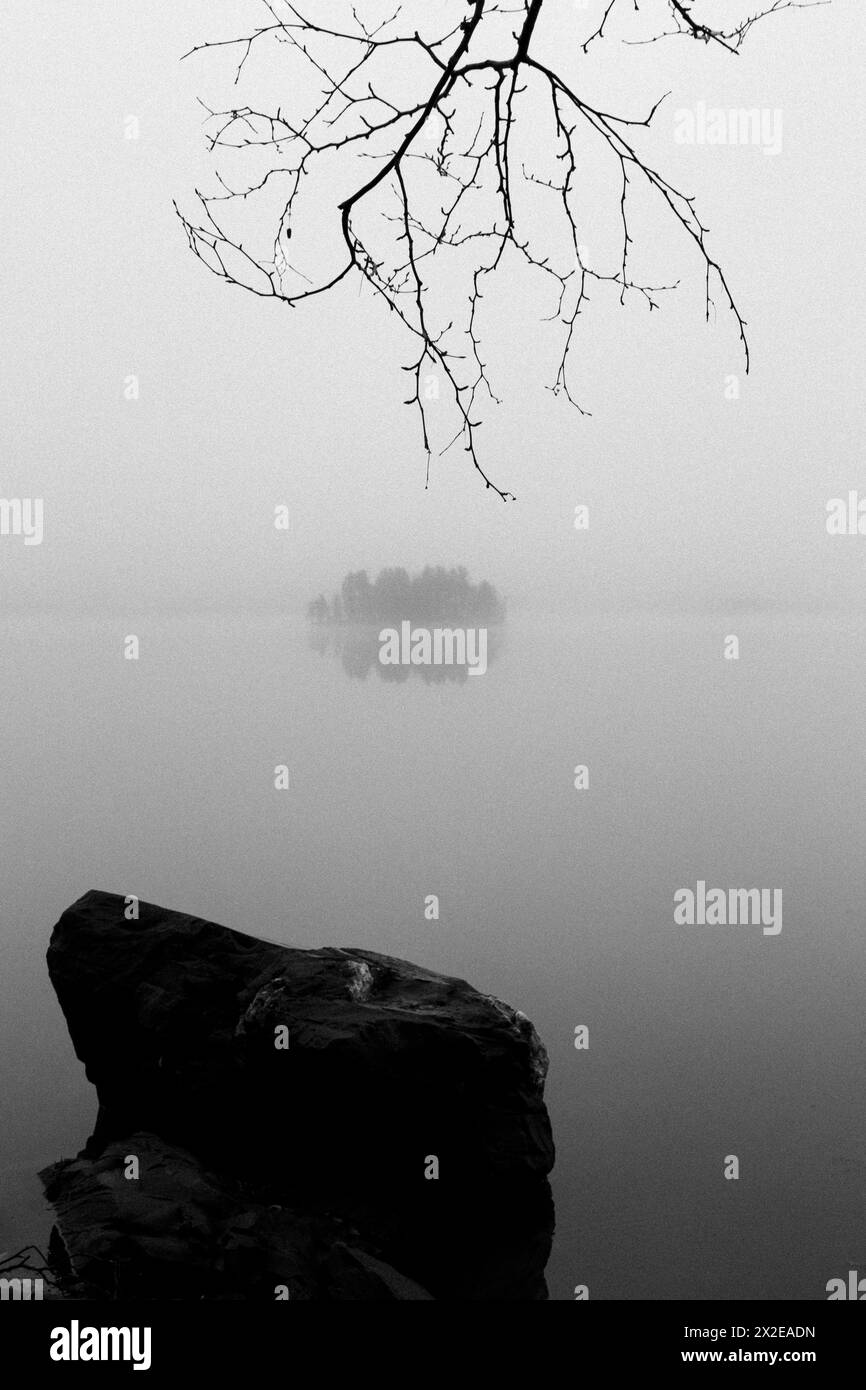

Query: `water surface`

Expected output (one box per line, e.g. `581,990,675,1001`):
1,611,864,1298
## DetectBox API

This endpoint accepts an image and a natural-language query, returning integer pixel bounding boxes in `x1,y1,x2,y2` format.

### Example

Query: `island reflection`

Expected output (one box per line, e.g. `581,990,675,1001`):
308,567,505,683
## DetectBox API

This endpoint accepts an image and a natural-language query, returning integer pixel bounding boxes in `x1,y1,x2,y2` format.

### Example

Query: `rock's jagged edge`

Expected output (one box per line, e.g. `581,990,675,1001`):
41,890,555,1300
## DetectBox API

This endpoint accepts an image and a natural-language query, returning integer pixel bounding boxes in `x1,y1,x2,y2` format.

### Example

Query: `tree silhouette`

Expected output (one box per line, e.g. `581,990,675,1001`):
312,566,505,623
307,593,329,624
178,0,821,499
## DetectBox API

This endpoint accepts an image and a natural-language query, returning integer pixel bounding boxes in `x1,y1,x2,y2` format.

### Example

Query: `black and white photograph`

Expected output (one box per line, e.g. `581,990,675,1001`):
1,0,864,1364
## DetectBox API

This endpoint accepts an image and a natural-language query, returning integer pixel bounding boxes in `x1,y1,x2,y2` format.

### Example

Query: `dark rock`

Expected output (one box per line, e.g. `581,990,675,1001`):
40,1134,433,1300
43,890,555,1299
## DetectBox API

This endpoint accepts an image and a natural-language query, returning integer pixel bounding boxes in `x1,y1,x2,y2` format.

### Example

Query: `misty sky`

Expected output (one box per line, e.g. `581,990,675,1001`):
2,0,863,614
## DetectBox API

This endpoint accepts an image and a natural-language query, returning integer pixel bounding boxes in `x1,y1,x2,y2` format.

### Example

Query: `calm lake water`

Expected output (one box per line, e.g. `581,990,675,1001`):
2,611,864,1299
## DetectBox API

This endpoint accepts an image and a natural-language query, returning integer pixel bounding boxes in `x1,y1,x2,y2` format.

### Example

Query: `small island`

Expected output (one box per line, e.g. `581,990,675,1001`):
307,567,506,627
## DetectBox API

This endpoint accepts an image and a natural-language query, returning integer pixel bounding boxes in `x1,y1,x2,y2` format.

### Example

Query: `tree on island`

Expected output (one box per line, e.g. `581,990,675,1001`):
308,566,505,624
307,594,329,625
178,1,820,500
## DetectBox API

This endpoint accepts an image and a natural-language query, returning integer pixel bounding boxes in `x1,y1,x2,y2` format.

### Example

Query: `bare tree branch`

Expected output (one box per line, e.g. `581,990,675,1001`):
177,0,825,499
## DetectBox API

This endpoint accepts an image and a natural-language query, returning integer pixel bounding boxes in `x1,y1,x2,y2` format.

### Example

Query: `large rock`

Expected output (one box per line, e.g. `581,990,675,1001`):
40,1134,434,1300
43,890,555,1299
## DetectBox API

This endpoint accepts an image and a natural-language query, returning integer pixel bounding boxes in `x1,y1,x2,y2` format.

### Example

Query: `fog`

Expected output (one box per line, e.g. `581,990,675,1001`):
2,0,863,617
2,0,865,1304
